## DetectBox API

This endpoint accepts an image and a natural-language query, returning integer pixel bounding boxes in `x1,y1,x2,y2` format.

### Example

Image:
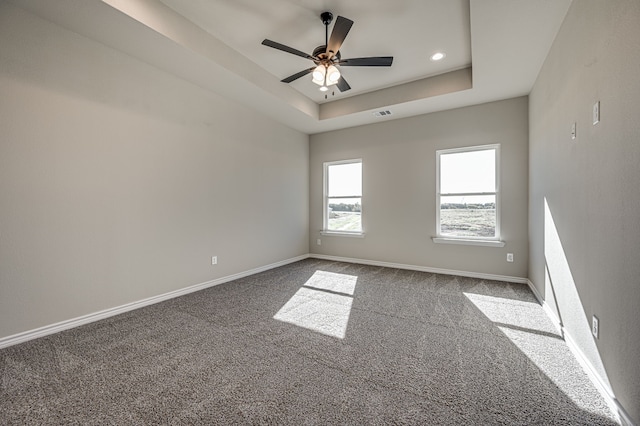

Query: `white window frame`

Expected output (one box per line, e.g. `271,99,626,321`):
322,158,364,237
433,144,504,247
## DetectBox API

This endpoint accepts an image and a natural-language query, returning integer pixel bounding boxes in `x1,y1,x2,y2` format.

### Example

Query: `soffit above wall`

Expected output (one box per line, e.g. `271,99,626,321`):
10,0,572,134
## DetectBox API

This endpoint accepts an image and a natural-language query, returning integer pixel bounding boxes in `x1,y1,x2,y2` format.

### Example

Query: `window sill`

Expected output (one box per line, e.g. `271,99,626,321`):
432,237,505,247
321,231,365,238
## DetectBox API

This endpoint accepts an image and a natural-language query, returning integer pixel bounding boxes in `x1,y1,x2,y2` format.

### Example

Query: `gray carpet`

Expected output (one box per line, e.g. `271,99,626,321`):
0,259,617,425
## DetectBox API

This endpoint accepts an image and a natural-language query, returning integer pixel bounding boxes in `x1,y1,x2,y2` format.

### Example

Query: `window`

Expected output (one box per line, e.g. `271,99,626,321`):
323,159,362,235
435,145,501,245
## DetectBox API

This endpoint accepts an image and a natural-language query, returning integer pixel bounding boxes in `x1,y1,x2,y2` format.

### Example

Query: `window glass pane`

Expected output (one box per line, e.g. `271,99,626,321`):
328,197,362,232
328,162,362,197
440,149,495,194
440,195,496,238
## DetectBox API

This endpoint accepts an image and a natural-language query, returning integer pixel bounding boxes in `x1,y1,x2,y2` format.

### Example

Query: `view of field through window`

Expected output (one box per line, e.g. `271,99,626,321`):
440,198,496,237
328,199,361,231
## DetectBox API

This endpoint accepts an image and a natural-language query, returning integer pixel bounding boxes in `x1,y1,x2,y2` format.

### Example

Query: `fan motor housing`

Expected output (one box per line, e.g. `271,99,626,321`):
313,45,340,62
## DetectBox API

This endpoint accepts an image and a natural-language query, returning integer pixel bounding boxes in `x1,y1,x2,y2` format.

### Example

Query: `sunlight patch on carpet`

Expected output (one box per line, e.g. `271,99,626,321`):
274,271,357,339
463,291,615,420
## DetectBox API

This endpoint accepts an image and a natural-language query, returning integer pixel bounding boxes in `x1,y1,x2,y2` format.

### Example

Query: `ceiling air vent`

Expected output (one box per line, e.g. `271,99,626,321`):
372,110,392,117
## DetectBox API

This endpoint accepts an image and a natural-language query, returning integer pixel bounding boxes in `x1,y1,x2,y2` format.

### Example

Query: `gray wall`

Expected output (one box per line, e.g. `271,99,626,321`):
0,4,309,339
310,97,529,279
529,0,640,422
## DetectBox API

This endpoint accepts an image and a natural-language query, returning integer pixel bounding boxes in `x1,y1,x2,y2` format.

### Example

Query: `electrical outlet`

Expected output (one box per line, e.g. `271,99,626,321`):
317,239,321,246
507,253,514,263
593,101,600,125
211,256,218,265
592,315,599,339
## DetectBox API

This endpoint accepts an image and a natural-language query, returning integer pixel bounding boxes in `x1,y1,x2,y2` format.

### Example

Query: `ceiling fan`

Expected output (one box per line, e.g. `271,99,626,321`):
261,12,393,93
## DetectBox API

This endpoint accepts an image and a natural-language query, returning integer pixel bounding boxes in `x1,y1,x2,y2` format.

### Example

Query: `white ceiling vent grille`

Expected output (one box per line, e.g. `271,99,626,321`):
372,110,393,117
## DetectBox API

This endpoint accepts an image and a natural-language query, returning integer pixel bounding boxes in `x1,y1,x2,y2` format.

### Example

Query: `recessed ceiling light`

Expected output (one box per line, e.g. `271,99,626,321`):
430,52,446,61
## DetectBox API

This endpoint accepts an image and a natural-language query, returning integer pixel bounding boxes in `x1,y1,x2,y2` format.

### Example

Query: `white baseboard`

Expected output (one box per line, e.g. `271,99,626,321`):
565,328,636,425
527,280,636,426
0,254,309,349
619,405,636,425
526,279,563,334
309,253,529,284
525,278,545,304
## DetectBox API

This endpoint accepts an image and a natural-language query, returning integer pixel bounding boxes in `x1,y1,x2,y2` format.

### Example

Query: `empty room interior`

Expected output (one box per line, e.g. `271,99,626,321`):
1,0,639,424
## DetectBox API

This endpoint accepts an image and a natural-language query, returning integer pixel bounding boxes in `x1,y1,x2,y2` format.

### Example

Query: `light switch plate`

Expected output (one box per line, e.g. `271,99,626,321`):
593,101,600,125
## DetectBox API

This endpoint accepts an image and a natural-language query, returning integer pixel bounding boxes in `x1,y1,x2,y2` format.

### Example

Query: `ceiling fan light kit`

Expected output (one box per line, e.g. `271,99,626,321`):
312,64,340,89
261,11,393,94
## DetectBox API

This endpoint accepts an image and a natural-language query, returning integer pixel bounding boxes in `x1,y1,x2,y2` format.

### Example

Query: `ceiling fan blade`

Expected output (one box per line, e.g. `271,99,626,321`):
262,39,315,60
281,67,315,83
336,76,351,92
326,16,353,58
338,56,394,67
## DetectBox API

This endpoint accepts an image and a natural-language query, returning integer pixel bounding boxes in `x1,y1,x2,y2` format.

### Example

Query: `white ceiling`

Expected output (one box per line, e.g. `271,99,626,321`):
157,0,472,104
11,0,572,135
